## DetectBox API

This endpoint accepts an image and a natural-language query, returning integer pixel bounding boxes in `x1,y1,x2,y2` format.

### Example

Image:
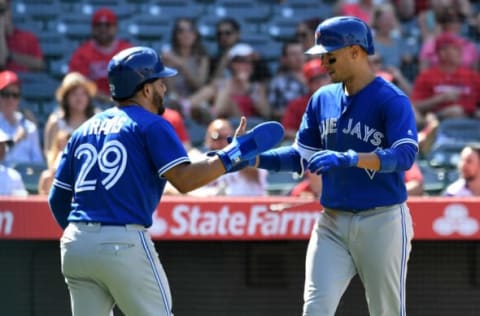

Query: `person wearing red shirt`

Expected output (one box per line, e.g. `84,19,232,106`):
0,0,44,72
68,8,132,103
405,162,424,196
281,58,331,140
162,107,191,150
411,32,480,121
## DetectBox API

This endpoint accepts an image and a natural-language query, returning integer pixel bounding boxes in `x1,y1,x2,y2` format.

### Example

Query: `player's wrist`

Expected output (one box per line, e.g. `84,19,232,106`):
344,149,358,167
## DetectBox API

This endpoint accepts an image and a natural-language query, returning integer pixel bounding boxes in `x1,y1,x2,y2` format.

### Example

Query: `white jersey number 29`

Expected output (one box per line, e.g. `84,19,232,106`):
74,140,128,192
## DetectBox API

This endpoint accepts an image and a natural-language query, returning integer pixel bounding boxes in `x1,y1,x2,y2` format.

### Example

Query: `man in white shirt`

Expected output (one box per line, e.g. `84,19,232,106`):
165,118,269,196
0,128,27,196
443,143,480,197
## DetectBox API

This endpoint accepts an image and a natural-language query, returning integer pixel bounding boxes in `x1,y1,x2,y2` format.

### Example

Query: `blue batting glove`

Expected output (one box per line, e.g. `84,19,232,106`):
308,149,358,174
215,121,284,172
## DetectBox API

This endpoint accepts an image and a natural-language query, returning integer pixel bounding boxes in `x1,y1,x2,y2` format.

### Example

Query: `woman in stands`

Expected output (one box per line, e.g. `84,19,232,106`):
43,72,97,162
160,17,210,117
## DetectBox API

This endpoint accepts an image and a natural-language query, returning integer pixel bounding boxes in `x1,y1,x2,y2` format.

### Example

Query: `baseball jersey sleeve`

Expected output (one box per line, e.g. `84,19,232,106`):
144,119,190,177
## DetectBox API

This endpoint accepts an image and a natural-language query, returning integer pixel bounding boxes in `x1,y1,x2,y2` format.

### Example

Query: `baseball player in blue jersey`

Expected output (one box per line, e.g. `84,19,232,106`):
47,46,284,316
246,16,418,315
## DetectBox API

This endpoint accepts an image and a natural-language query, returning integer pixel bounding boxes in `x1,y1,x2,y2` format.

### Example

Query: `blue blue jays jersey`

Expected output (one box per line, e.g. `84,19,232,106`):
294,77,418,210
53,106,190,227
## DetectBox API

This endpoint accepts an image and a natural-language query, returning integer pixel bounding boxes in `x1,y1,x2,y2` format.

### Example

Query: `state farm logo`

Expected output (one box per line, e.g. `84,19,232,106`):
148,204,321,238
0,211,14,235
433,204,479,236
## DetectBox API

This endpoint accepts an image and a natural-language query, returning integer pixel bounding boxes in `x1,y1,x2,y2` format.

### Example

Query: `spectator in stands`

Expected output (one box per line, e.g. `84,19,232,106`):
295,17,321,53
165,118,268,196
290,170,322,199
37,130,70,196
0,70,44,167
0,0,44,72
160,17,210,116
162,107,191,151
212,43,270,120
190,43,270,121
411,32,480,122
371,3,416,75
282,58,331,140
405,161,424,196
268,40,308,121
209,17,241,80
68,8,132,104
368,53,412,95
417,0,471,42
0,127,27,195
43,72,98,160
443,142,480,196
393,0,422,80
208,17,270,83
418,5,478,71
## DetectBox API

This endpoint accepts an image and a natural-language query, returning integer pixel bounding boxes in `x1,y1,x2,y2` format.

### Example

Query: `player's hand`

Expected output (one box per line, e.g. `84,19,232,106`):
215,120,284,172
308,149,358,174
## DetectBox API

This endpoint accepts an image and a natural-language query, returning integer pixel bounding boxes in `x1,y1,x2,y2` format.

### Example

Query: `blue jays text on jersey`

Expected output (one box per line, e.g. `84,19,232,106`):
293,77,418,211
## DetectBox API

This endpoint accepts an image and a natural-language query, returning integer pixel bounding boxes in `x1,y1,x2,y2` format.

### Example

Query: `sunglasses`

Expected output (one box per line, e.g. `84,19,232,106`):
216,30,233,37
0,91,20,99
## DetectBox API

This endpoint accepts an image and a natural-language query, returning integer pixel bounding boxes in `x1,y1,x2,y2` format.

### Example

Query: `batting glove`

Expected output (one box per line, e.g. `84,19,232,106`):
308,149,358,174
215,121,284,172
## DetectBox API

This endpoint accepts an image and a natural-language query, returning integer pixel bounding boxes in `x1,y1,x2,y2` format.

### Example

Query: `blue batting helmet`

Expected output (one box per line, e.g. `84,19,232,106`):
305,16,375,55
107,46,177,100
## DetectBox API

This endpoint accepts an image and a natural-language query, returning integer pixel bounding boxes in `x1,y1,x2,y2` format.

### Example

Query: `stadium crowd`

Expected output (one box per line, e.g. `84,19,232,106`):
1,0,480,197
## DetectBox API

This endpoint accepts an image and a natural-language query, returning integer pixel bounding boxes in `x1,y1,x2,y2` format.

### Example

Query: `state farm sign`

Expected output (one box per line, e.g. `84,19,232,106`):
149,203,321,240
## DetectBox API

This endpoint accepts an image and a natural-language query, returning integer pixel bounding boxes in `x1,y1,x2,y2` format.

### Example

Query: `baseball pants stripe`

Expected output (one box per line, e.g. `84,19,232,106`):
61,223,173,316
302,203,413,316
138,231,171,315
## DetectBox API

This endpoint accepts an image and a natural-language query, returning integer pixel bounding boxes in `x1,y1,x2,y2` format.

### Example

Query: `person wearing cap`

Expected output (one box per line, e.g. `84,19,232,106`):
0,0,44,72
188,43,270,123
208,17,271,83
43,72,99,162
212,43,270,120
68,7,132,104
411,31,480,121
418,6,479,71
0,127,27,196
0,70,44,167
281,58,331,140
268,40,308,121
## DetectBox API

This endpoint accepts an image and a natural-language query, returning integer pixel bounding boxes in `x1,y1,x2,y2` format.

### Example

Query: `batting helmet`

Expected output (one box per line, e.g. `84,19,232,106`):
107,46,177,100
305,16,375,55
